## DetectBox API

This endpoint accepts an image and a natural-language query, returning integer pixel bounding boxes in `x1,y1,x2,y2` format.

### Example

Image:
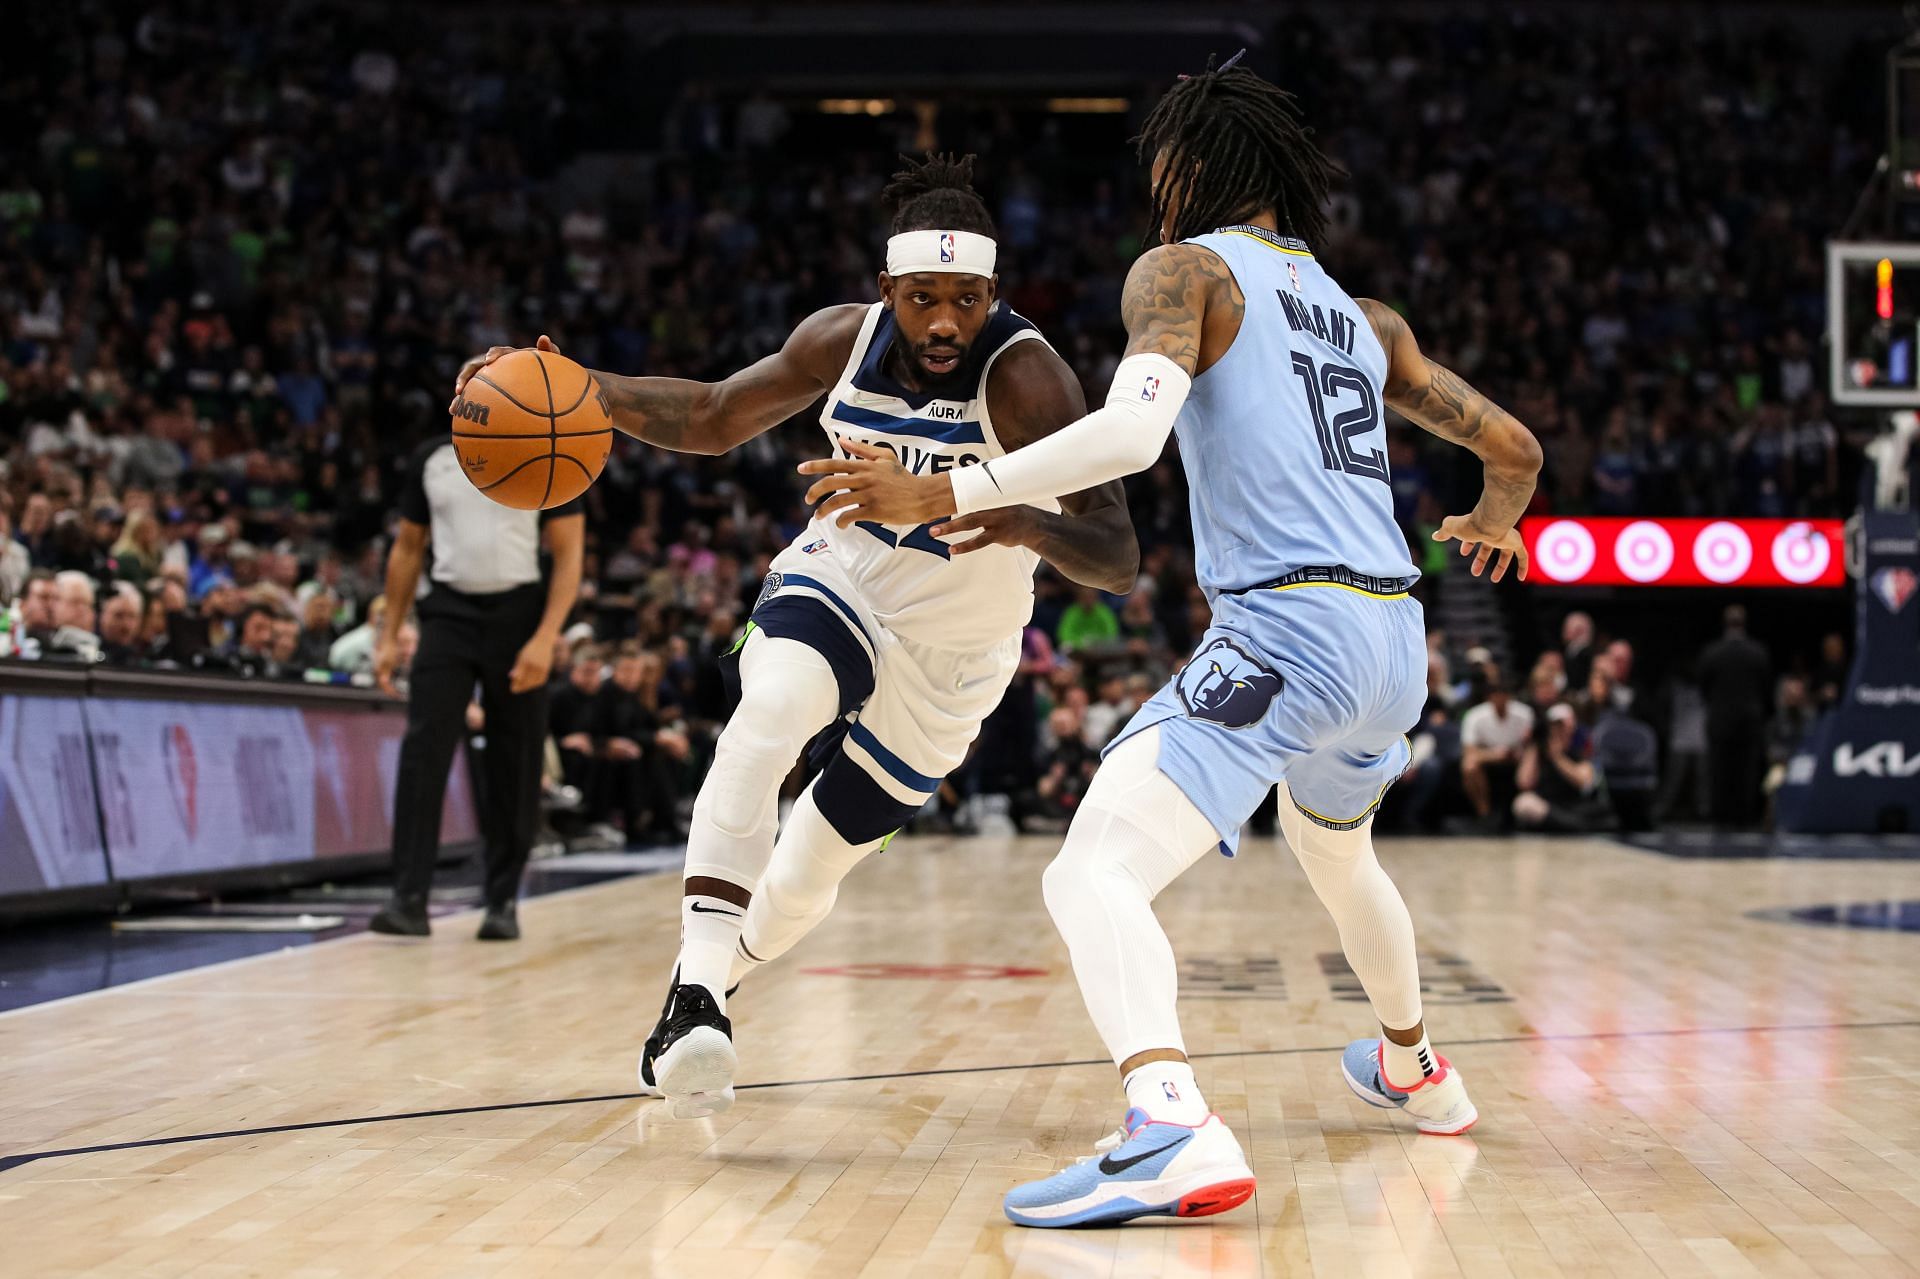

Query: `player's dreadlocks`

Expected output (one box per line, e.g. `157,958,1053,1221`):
1135,51,1342,247
883,153,998,238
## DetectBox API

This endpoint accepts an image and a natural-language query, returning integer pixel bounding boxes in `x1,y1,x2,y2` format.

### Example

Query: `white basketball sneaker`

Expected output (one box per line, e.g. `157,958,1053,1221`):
1340,1038,1479,1135
638,980,737,1119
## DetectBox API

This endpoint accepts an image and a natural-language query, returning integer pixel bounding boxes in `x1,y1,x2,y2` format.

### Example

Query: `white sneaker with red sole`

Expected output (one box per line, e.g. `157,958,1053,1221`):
1340,1038,1478,1135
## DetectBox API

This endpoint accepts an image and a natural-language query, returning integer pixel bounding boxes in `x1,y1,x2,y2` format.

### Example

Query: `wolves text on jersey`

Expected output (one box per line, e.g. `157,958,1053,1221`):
833,434,983,475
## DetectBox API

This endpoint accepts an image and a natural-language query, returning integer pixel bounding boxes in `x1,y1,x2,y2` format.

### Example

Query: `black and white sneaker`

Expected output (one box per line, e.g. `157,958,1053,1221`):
638,977,738,1118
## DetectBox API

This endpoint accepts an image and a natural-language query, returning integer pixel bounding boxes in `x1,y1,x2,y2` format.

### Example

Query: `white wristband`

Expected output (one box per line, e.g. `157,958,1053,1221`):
949,353,1190,515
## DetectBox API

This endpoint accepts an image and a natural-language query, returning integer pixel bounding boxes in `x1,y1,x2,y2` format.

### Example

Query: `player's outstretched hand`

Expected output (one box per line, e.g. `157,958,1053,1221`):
929,507,1044,554
798,439,952,528
1433,514,1528,582
449,334,561,413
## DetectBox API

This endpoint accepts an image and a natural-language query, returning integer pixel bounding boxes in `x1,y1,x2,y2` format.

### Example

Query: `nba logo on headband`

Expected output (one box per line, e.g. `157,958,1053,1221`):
939,233,956,263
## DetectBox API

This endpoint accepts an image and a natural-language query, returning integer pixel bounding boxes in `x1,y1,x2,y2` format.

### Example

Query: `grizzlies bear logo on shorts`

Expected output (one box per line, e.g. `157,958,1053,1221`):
1176,637,1284,730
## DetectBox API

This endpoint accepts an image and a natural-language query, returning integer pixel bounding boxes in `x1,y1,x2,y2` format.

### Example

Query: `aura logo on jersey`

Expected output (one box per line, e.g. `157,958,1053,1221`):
1177,638,1283,729
1522,518,1845,587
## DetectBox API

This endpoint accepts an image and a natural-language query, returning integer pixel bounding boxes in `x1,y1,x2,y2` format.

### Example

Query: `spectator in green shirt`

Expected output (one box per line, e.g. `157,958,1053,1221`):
1056,586,1120,653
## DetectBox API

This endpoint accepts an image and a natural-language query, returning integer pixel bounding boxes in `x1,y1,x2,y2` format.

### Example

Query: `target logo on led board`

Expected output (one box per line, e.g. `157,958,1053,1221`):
1692,522,1753,584
1770,522,1831,584
1614,521,1675,583
1519,517,1843,587
1534,520,1597,582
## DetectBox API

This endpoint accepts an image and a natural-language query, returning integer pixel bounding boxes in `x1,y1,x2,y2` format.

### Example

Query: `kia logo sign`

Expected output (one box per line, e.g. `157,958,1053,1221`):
1520,518,1845,587
1833,742,1920,778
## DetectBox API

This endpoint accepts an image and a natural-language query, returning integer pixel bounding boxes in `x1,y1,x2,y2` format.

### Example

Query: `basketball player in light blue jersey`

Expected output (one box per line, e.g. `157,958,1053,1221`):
803,57,1543,1226
454,156,1137,1120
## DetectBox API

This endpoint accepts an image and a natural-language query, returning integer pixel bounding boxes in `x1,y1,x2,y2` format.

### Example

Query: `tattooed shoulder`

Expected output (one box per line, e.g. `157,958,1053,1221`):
1121,244,1235,368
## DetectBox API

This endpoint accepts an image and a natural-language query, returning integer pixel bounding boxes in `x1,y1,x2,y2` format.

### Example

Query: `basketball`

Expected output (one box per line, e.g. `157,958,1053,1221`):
450,348,612,509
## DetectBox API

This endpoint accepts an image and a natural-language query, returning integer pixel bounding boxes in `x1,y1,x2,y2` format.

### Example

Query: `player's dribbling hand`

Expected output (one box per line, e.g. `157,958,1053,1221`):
449,334,561,413
929,507,1044,554
798,439,951,527
1433,515,1529,582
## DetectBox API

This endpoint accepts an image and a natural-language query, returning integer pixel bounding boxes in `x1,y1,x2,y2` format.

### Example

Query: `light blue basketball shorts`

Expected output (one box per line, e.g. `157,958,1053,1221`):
1106,582,1427,855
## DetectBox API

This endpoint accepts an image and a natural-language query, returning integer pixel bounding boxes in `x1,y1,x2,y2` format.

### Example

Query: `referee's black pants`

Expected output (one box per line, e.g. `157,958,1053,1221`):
390,584,549,909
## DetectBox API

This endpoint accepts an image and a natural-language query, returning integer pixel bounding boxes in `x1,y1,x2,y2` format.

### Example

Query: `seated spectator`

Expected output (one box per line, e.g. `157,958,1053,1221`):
109,510,165,583
0,497,29,602
550,643,610,840
1082,673,1131,749
328,598,387,673
15,569,57,655
1381,699,1459,833
46,569,101,660
1057,586,1119,653
1513,703,1608,832
1766,676,1817,797
270,616,302,673
595,642,690,843
1018,705,1101,829
97,585,146,666
207,602,280,677
292,592,339,669
1459,676,1535,830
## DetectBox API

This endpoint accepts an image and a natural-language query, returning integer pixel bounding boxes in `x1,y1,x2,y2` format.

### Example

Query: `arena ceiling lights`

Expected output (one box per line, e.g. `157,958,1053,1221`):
1521,518,1846,588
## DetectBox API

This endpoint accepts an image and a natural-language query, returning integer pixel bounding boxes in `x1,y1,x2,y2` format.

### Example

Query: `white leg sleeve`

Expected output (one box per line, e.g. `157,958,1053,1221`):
1040,726,1219,1066
682,633,841,890
1275,780,1423,1031
729,780,886,985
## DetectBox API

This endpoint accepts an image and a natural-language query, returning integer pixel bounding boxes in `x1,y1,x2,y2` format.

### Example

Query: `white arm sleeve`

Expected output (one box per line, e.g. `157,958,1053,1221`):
948,353,1190,515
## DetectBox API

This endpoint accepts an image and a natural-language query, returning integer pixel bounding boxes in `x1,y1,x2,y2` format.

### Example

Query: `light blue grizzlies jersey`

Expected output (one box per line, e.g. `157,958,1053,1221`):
1175,226,1418,597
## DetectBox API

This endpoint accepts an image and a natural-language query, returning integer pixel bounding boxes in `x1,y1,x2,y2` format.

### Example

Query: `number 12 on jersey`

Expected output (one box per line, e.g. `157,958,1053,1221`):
1290,353,1390,484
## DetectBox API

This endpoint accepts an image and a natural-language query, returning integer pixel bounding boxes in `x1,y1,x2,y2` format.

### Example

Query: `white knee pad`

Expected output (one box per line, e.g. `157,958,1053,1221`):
684,634,841,887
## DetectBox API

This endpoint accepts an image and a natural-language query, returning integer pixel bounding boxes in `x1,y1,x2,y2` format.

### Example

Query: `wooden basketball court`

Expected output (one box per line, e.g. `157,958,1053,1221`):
5,833,1919,1277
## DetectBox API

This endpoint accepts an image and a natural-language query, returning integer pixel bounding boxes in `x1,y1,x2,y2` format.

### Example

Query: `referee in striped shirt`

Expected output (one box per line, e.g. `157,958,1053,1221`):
369,435,585,940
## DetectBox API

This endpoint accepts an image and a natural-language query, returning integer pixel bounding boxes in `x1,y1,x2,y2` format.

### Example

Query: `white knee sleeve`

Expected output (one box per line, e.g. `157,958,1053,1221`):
1041,728,1219,1066
683,634,841,890
1275,781,1423,1030
729,781,885,983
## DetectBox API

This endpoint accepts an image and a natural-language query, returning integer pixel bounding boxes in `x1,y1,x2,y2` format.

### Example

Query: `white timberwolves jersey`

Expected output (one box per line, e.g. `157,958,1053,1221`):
805,301,1060,649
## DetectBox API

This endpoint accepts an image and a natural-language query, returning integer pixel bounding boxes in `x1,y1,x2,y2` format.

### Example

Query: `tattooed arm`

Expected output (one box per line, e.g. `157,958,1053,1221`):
927,341,1140,593
451,305,864,456
1359,298,1543,581
801,245,1234,527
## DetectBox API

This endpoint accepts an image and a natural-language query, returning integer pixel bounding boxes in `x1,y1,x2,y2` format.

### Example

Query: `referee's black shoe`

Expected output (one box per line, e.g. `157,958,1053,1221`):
369,894,430,937
477,901,519,941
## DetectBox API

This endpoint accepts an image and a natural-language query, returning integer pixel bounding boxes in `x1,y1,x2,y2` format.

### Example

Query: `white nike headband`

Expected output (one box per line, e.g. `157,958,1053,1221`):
885,229,997,278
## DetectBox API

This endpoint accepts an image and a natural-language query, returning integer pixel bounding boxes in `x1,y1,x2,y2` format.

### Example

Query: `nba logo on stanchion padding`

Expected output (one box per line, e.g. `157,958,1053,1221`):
938,232,956,263
1873,567,1918,613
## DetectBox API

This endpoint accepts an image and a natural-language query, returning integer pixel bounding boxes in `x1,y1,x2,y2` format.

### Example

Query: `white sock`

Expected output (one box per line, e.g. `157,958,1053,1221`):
1039,727,1218,1072
1381,1031,1438,1090
678,894,745,1010
729,782,884,987
1124,1060,1209,1125
1275,781,1424,1031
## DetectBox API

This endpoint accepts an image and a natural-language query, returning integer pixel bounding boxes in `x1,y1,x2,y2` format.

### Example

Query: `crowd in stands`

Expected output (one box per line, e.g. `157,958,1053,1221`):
0,3,1888,840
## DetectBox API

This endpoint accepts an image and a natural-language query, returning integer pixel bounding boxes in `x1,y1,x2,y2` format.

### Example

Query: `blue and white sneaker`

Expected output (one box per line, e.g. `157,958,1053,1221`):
1340,1039,1478,1135
1003,1109,1256,1227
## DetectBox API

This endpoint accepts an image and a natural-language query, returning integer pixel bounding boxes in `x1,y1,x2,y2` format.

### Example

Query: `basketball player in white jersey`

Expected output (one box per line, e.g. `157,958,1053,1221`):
806,58,1543,1225
453,155,1137,1118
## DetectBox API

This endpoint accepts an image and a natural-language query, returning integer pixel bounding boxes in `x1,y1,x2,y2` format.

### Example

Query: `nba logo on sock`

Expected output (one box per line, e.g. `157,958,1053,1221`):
1141,376,1160,402
1162,1081,1181,1103
939,232,956,263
